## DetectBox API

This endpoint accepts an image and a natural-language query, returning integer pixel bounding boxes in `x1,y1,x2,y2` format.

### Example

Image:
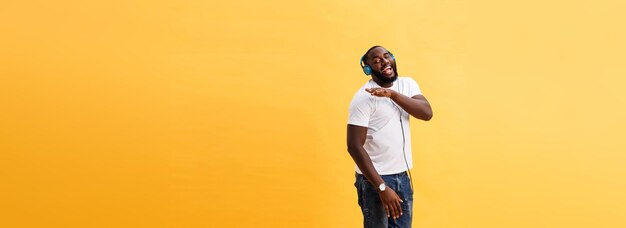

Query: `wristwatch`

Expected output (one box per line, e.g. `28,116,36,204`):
378,183,387,192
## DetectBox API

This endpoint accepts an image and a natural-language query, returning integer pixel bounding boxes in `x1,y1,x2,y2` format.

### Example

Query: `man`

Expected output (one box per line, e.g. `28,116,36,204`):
347,46,433,228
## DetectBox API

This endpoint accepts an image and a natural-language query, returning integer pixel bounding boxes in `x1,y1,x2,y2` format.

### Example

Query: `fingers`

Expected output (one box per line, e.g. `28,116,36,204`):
383,198,403,219
390,201,400,219
365,88,390,97
392,200,402,219
379,187,405,219
384,204,390,218
394,198,403,218
385,202,400,219
365,88,378,95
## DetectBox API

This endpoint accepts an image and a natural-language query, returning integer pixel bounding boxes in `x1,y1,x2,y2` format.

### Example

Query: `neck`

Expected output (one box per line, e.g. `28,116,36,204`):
372,77,394,88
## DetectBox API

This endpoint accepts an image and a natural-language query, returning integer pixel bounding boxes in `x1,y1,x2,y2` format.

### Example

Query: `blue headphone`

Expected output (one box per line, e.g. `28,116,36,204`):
360,51,395,75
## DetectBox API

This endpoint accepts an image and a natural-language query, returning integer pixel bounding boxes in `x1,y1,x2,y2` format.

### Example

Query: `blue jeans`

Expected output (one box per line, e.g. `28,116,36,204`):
355,171,413,228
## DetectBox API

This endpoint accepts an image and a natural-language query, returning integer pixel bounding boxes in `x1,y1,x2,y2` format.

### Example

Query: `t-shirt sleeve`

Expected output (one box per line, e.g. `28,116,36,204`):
347,95,373,127
406,77,422,97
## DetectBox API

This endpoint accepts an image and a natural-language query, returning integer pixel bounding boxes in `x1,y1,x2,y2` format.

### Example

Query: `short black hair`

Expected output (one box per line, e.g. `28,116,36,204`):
362,45,384,62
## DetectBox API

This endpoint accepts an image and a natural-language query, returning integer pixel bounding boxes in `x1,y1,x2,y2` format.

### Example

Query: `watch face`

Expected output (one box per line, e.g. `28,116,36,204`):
379,183,386,191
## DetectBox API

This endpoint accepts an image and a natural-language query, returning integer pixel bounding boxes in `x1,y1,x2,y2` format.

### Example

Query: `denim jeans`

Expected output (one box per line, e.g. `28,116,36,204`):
355,171,413,228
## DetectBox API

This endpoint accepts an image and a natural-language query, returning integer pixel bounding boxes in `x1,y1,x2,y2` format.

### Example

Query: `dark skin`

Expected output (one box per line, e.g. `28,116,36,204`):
347,47,433,220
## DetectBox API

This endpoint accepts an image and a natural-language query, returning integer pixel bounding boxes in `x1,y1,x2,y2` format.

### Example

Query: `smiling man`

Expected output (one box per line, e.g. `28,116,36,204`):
347,46,433,228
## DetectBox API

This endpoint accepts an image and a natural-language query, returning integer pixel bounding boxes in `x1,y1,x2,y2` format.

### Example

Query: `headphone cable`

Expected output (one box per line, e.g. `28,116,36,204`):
393,80,414,192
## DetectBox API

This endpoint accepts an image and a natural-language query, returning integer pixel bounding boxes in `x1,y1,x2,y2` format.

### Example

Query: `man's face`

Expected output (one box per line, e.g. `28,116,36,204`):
366,47,397,83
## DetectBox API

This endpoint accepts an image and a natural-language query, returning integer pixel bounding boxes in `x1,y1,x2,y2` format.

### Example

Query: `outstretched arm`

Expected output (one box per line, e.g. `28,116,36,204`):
365,88,433,121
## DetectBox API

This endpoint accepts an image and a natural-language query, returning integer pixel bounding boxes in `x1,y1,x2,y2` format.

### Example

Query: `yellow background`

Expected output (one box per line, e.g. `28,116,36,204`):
2,0,626,227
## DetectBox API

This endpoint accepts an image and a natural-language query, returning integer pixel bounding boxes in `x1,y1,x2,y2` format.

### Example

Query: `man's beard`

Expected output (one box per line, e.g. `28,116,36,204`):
372,64,398,83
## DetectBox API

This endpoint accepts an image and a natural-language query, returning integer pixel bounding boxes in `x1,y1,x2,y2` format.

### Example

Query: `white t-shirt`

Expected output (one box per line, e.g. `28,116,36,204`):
348,77,422,175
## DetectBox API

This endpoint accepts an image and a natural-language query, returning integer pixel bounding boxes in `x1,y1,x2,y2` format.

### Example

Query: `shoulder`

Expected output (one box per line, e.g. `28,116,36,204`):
398,76,421,88
398,76,418,84
397,76,422,97
349,81,375,107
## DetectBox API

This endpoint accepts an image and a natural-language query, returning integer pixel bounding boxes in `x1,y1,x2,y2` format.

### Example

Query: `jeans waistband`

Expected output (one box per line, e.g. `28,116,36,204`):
356,171,408,178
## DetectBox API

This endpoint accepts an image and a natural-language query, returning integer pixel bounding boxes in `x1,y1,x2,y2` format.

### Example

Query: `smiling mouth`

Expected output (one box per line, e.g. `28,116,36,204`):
382,65,393,75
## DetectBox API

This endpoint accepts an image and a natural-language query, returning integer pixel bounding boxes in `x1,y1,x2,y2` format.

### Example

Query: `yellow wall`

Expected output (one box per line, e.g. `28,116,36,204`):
2,0,626,227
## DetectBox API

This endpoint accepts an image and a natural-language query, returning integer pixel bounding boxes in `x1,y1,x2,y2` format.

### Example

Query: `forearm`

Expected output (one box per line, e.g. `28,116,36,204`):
347,146,384,187
390,92,433,121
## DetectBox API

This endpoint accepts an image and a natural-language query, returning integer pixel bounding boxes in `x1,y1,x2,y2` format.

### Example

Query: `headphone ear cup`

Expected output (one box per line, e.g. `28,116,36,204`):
363,65,372,75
